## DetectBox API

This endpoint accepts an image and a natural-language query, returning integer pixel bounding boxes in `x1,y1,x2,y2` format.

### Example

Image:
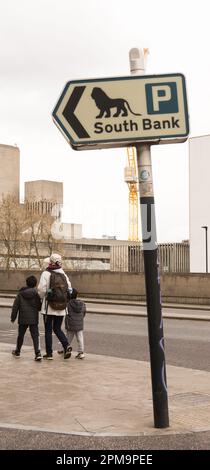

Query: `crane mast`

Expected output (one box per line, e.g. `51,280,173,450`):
124,146,140,241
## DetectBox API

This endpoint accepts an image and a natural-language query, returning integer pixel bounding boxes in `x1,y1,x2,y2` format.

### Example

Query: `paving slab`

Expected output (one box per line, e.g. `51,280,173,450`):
0,343,210,436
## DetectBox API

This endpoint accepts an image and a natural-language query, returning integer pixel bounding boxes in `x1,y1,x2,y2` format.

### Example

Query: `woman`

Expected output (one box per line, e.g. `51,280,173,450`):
38,253,72,360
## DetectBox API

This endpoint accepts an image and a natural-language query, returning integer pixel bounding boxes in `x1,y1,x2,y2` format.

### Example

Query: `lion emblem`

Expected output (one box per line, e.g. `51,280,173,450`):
91,87,142,118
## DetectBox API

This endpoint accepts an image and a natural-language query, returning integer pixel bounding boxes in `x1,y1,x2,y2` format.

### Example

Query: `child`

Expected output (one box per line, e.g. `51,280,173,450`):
11,275,42,361
58,288,86,359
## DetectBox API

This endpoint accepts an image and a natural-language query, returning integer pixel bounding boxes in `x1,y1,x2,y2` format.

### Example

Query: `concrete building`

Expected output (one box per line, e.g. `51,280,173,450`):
110,241,189,273
0,144,20,201
0,237,110,270
189,135,210,272
25,180,63,218
51,222,82,240
0,236,189,272
24,180,82,239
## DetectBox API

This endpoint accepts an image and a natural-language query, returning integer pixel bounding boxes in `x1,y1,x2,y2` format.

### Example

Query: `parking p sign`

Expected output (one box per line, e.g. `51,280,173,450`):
145,82,179,114
53,73,189,150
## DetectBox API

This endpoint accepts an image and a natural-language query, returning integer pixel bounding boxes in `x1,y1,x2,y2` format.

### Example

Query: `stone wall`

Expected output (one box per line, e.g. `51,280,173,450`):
0,270,210,305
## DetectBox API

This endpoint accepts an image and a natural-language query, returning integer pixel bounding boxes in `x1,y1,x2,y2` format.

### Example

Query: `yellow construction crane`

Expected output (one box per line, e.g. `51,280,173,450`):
124,146,139,241
124,48,149,241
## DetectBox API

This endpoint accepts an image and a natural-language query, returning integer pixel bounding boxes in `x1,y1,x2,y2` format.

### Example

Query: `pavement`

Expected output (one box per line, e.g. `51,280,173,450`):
1,295,210,321
1,341,210,444
1,296,210,449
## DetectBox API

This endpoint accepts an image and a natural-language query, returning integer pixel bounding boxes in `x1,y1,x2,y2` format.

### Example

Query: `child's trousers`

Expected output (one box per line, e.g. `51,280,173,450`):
67,330,84,353
16,324,40,354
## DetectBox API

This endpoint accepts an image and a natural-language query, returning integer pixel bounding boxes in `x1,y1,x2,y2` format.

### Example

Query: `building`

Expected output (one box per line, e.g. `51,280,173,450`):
110,241,189,273
25,180,63,218
189,135,210,272
51,222,82,240
0,237,111,270
0,238,188,271
0,143,190,271
0,144,20,201
24,180,82,239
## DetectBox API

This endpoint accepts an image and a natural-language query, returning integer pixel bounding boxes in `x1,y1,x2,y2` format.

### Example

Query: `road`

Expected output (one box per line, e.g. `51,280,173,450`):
1,300,210,371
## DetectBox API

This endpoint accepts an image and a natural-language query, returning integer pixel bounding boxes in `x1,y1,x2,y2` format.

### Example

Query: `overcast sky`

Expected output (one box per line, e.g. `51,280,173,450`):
0,0,209,242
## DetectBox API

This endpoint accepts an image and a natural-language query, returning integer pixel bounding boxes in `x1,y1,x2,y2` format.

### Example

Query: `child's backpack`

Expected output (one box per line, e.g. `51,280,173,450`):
46,271,68,310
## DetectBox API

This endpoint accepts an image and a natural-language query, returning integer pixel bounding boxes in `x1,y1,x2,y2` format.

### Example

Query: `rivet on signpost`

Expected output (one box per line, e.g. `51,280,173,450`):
129,48,169,428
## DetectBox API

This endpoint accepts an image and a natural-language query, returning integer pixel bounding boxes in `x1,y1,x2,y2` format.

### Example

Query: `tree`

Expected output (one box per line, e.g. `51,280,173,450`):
0,196,62,269
23,201,60,269
0,195,27,269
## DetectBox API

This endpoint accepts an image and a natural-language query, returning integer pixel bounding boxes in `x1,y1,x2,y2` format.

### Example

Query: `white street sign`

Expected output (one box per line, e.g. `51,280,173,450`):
52,74,189,150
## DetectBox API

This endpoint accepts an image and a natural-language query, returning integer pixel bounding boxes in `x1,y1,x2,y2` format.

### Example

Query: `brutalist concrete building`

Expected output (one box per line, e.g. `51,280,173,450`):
0,144,20,201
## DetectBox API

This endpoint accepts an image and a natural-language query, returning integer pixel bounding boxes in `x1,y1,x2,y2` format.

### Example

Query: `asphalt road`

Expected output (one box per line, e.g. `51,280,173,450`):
0,304,210,371
1,303,210,370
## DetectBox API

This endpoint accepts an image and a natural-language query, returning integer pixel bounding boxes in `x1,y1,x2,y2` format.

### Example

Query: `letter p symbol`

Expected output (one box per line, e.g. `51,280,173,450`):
152,85,171,111
146,82,178,114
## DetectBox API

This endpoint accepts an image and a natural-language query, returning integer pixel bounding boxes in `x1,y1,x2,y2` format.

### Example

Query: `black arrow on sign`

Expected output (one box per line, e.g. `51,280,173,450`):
63,86,90,139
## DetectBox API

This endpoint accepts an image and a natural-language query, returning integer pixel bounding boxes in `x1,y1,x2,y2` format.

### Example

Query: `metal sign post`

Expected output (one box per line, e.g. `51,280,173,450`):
129,48,169,428
53,48,190,429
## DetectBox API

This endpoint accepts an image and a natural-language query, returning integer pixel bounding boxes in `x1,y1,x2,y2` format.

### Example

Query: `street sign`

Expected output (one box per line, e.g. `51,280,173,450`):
52,74,189,150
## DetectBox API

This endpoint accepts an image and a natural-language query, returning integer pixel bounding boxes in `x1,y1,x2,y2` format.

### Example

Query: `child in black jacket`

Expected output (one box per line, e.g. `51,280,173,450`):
11,275,42,361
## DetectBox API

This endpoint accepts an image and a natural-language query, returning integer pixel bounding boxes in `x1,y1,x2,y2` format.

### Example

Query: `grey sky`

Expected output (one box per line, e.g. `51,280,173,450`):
0,0,210,241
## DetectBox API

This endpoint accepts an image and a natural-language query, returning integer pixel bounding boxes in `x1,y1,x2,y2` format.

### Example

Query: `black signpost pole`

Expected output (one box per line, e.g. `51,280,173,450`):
53,47,189,429
129,48,169,428
136,144,169,428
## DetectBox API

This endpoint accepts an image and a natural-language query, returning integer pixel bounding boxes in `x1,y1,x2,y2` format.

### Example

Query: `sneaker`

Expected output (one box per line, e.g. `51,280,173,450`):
43,354,53,360
57,350,64,355
75,352,85,359
64,346,72,359
35,352,42,362
12,350,20,357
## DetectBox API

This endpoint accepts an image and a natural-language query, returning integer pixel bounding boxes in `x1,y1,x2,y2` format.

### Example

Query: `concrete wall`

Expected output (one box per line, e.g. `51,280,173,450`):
0,144,20,201
1,270,210,305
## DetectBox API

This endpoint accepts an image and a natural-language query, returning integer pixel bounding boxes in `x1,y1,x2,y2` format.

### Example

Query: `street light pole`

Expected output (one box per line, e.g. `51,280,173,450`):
202,226,208,273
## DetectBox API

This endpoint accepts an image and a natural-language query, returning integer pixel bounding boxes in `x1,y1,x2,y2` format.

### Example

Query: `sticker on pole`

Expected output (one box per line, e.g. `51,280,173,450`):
52,74,189,150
